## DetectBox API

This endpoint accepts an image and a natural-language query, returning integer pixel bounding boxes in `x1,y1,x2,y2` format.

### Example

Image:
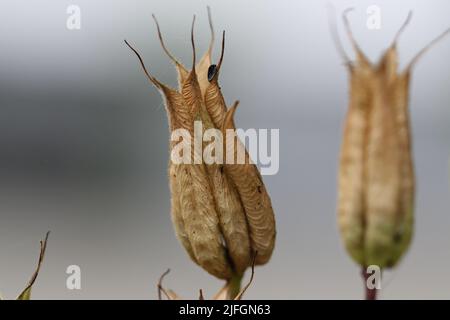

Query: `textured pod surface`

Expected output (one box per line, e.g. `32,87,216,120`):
179,162,233,279
199,94,252,275
126,8,276,280
169,163,197,263
202,33,276,266
187,44,252,274
222,104,276,265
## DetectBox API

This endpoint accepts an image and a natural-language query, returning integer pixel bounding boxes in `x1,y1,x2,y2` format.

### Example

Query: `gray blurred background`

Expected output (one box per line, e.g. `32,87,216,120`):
0,0,449,299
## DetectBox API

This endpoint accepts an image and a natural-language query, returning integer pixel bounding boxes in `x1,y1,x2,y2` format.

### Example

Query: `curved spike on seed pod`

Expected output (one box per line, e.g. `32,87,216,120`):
157,268,171,300
389,11,413,49
222,102,276,265
380,11,413,82
206,6,215,57
152,13,189,87
204,31,228,129
182,18,202,117
152,8,216,94
190,15,197,72
156,269,182,300
405,26,450,72
195,6,217,96
17,231,50,300
342,8,371,68
124,40,166,90
326,3,352,68
207,30,225,84
216,31,226,73
125,39,192,135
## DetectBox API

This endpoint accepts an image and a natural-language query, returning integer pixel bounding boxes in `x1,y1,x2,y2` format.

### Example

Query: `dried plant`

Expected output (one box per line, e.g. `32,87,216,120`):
157,254,256,300
125,7,276,299
332,8,450,299
0,232,49,300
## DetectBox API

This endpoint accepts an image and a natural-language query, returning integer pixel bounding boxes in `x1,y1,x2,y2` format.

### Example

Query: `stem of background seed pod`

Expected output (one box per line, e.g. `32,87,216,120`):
361,267,378,300
228,273,243,299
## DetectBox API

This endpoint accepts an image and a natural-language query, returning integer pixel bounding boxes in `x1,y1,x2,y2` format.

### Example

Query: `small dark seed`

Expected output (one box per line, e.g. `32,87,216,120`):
208,64,217,82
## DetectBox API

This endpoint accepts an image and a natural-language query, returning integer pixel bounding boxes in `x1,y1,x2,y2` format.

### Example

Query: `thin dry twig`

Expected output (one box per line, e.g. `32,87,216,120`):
17,231,50,300
157,268,171,300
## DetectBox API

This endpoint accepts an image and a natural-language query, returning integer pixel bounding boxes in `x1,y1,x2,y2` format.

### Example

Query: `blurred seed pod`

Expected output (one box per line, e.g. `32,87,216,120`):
334,9,449,270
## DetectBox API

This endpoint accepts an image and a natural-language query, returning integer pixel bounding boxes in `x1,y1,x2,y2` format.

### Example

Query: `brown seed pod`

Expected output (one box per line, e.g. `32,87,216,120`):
125,7,275,282
334,9,450,269
125,17,233,280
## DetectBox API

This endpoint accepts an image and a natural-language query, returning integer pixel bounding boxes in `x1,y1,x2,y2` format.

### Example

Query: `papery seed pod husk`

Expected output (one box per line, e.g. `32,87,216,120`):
125,7,276,278
126,21,234,279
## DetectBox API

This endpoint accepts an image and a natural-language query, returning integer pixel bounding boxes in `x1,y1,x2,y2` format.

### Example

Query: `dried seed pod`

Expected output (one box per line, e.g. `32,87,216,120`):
335,9,449,269
126,18,233,280
125,7,275,283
